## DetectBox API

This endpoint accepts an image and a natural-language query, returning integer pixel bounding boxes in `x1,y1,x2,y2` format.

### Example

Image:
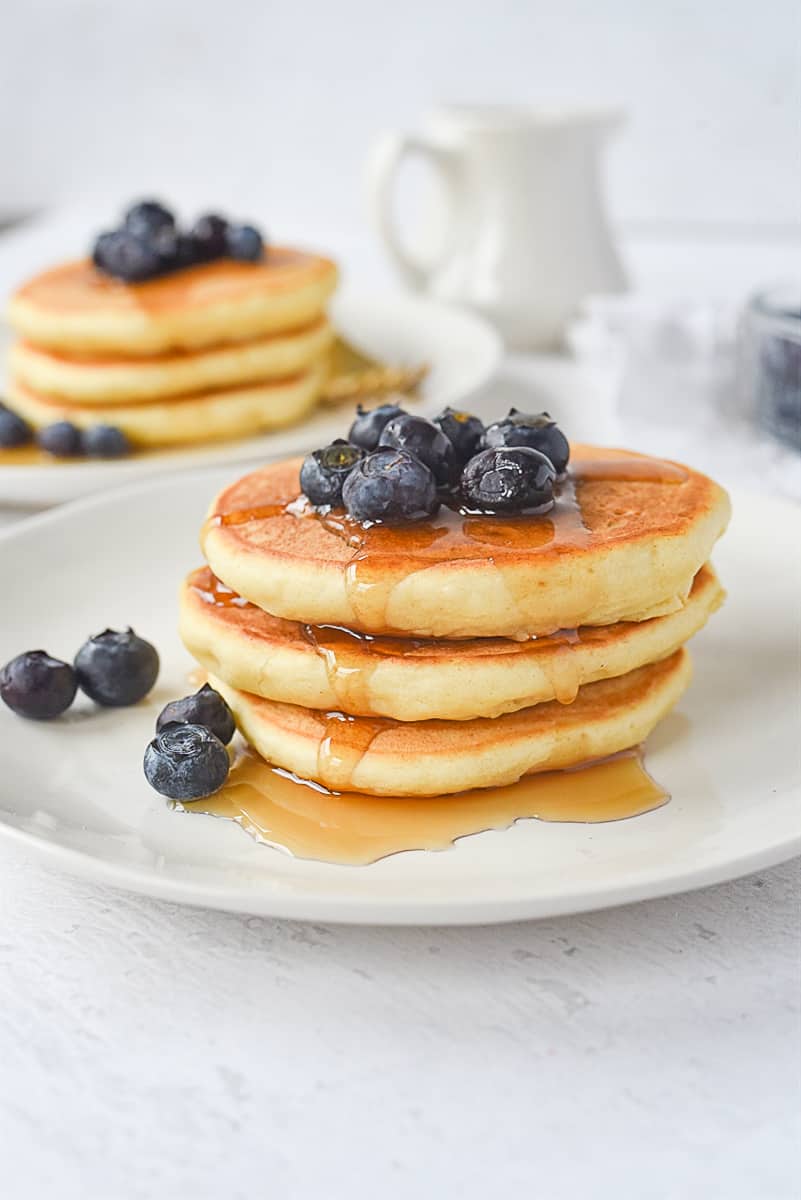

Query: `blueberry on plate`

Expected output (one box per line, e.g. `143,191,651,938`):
92,230,164,282
123,199,175,240
342,447,439,523
0,404,33,448
461,446,557,515
156,683,236,745
37,421,84,458
0,650,77,720
144,722,230,801
482,409,570,476
300,439,364,507
74,628,159,707
433,407,485,466
347,402,406,452
378,413,456,486
190,214,229,260
226,224,264,262
82,424,132,458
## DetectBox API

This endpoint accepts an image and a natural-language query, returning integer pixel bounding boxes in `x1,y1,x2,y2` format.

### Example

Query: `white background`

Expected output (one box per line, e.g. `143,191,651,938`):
2,0,800,233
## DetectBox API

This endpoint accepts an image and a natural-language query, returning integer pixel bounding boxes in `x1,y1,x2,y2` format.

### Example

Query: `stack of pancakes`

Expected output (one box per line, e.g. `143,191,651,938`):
180,444,730,797
5,249,338,447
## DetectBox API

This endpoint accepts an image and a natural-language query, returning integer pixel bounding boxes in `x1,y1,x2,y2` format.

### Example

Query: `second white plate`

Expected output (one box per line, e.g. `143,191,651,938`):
0,290,501,506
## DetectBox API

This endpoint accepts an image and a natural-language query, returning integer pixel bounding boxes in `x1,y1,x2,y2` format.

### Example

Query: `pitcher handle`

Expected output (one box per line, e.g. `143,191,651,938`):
367,131,463,291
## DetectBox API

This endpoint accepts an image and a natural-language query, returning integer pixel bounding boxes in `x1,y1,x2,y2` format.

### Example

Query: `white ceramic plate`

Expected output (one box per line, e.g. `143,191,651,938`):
0,474,798,925
0,290,501,507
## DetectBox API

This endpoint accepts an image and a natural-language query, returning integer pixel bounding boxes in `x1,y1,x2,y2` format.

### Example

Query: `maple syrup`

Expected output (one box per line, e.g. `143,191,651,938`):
206,454,689,634
181,747,668,866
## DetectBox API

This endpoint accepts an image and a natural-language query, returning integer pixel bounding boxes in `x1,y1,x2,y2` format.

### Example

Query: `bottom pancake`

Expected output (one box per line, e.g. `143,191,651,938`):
7,363,326,447
209,649,692,796
182,564,721,720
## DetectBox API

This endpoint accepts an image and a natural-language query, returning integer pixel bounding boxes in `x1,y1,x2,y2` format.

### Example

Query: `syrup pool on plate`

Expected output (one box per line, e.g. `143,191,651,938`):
178,748,669,867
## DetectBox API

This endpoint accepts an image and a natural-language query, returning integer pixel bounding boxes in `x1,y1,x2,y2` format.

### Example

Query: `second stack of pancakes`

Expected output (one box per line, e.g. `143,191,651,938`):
6,249,338,447
179,442,730,798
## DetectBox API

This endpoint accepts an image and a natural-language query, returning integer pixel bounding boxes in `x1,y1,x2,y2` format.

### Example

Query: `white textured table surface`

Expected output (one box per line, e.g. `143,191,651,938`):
0,848,798,1200
1,224,800,1198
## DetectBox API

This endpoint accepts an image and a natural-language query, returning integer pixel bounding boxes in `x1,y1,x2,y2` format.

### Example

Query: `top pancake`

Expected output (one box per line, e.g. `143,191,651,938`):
6,249,338,356
201,445,731,639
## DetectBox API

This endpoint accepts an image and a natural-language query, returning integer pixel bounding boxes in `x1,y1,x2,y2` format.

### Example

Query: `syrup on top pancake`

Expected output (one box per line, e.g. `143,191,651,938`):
201,445,731,639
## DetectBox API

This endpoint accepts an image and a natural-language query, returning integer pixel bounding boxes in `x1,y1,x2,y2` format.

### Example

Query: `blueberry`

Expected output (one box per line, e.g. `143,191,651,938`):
92,231,118,271
482,410,570,476
74,628,159,707
174,233,204,270
461,446,556,515
300,439,364,507
92,230,163,282
0,650,77,720
0,404,33,447
82,424,131,458
124,200,175,240
342,448,439,523
190,214,228,260
378,413,456,486
156,683,236,745
37,421,83,458
226,224,264,262
347,403,406,451
148,226,181,270
144,722,229,800
433,407,485,466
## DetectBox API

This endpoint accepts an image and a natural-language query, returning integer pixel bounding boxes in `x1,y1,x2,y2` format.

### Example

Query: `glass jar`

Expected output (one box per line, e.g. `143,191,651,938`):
744,285,801,450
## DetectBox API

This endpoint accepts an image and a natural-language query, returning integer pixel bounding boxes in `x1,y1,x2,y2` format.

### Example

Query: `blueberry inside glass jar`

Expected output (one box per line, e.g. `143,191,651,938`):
744,286,801,450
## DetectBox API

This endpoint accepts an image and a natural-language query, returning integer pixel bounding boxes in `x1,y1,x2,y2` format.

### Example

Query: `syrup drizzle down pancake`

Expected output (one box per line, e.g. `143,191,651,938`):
180,563,723,720
201,445,731,638
209,649,693,797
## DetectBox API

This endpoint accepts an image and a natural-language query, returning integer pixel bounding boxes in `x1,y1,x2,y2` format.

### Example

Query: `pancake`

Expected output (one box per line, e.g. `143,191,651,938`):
209,649,693,796
8,364,325,447
201,446,731,639
8,317,333,403
7,250,338,356
181,564,723,720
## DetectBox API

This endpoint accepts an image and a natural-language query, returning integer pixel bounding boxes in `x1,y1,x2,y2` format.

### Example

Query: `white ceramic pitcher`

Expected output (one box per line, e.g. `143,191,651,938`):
367,105,626,349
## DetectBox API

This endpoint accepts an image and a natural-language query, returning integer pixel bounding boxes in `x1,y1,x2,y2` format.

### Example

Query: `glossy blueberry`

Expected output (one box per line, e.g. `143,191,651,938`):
156,683,236,745
482,410,570,476
461,446,557,515
144,722,230,801
37,421,83,458
92,230,164,282
82,424,132,458
378,413,456,486
226,224,264,262
124,200,175,240
300,439,364,507
0,404,33,447
342,448,439,523
190,214,229,260
347,403,406,452
74,628,159,707
0,650,77,720
433,407,485,466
